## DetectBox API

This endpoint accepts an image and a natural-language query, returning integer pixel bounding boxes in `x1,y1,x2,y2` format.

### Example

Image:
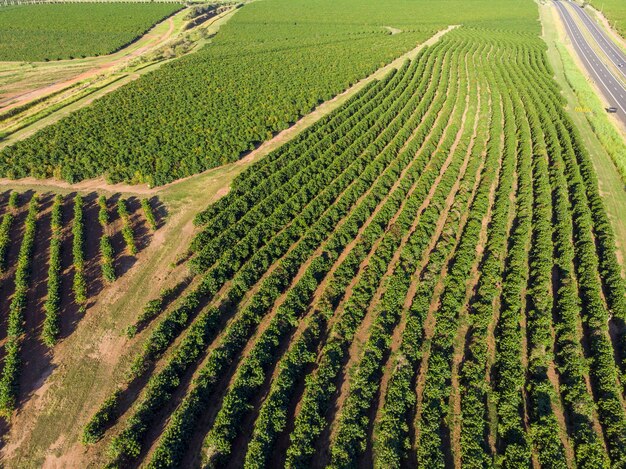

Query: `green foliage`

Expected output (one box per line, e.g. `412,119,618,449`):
331,40,479,469
127,279,190,338
558,108,626,467
0,190,166,418
0,3,183,61
98,196,109,227
0,0,533,185
72,195,87,307
0,194,38,414
126,66,410,385
118,199,137,256
141,199,158,231
98,196,116,283
109,57,436,467
0,191,18,274
457,72,514,469
42,194,64,347
82,389,122,445
100,235,116,283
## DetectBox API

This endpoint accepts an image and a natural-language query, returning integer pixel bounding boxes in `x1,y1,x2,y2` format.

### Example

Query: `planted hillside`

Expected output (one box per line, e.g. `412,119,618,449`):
0,3,183,62
83,7,626,468
0,0,532,185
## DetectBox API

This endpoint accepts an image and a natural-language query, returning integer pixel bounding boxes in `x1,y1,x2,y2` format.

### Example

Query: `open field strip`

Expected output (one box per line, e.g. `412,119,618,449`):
0,0,184,5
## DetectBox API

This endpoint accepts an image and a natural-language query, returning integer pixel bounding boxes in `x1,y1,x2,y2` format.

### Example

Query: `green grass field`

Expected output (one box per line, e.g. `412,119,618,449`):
0,3,183,62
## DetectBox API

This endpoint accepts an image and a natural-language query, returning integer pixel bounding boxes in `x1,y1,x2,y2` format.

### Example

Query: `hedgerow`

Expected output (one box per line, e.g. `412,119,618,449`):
0,191,18,274
72,195,87,308
98,196,116,283
0,3,183,61
42,194,63,347
118,199,137,256
0,194,38,415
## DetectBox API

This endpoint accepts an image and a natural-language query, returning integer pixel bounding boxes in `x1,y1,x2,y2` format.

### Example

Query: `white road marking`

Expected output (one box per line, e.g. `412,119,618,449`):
570,2,626,77
555,0,626,115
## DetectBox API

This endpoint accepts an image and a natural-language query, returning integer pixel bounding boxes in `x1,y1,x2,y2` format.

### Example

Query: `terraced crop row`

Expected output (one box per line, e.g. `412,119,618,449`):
85,26,626,468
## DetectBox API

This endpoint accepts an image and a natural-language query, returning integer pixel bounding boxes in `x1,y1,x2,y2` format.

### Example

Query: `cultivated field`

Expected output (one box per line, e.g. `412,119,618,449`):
0,3,241,155
72,22,626,469
0,191,160,417
0,0,531,186
0,0,625,467
0,3,183,62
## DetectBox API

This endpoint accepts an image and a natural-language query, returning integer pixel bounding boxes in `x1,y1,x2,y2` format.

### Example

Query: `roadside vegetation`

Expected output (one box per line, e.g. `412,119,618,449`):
556,41,626,183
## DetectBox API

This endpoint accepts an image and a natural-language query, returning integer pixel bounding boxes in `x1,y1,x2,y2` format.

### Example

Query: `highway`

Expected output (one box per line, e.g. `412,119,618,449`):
554,0,626,127
566,1,626,81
